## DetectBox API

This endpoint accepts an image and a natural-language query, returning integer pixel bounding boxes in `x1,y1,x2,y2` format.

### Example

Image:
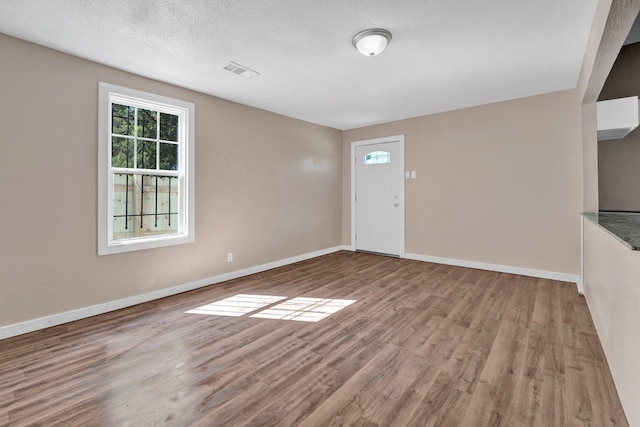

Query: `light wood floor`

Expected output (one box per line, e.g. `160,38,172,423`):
0,251,628,426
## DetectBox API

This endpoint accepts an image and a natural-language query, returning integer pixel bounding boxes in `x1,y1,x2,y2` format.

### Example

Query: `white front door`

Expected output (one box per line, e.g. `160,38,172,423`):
354,138,404,256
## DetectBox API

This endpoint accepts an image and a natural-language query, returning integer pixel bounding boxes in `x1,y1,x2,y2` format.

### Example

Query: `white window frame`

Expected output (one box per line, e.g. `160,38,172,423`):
98,82,195,255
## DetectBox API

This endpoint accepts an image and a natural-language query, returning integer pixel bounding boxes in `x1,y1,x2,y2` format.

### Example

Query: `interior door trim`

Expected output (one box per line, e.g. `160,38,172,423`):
350,135,405,257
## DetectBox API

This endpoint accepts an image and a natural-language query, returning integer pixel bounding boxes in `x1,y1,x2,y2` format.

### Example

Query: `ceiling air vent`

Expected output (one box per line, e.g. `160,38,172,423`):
223,61,260,78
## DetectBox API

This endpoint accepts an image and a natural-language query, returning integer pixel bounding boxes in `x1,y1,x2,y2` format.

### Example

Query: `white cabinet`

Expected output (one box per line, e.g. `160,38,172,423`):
597,96,639,140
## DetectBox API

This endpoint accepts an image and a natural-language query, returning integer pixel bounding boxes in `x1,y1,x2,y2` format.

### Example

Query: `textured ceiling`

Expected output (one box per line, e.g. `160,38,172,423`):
0,0,599,130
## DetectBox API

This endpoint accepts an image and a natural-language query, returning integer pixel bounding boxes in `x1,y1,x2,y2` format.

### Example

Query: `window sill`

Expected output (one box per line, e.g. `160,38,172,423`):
98,233,194,255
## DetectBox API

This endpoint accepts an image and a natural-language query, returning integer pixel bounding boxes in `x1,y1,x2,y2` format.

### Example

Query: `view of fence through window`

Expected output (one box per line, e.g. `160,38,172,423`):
113,174,178,239
110,102,181,240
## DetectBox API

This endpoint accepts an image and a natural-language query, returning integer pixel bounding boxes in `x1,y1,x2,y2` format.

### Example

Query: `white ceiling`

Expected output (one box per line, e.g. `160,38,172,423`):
0,0,598,130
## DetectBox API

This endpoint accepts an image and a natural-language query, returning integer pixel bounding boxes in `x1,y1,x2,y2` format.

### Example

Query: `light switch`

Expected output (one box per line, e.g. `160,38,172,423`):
405,171,410,179
411,171,417,179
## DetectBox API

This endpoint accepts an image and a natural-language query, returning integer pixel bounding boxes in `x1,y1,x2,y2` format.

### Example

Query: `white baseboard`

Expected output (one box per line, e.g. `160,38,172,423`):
579,215,585,295
1,246,579,340
404,252,580,286
0,246,347,340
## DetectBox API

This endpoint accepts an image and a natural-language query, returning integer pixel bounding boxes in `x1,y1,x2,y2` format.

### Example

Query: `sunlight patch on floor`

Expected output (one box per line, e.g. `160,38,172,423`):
250,297,356,322
185,294,286,317
186,294,356,322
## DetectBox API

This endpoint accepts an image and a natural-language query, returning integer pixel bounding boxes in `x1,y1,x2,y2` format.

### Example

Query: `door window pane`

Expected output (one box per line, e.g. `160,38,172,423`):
364,151,391,165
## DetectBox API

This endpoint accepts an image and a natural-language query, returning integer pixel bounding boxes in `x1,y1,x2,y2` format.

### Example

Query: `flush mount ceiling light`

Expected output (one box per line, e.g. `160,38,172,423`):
352,28,392,57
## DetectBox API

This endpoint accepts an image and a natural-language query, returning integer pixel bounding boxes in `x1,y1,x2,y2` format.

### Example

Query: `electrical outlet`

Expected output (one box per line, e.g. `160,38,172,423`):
227,252,233,262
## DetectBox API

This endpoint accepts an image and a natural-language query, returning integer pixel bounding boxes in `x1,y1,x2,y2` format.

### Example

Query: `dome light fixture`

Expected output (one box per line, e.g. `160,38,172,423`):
352,28,392,57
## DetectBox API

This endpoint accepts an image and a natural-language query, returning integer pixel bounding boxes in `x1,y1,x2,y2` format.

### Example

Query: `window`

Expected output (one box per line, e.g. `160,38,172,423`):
98,83,194,255
364,151,391,165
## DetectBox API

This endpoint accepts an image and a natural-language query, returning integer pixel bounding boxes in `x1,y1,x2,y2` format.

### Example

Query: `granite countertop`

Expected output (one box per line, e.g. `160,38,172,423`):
583,211,640,250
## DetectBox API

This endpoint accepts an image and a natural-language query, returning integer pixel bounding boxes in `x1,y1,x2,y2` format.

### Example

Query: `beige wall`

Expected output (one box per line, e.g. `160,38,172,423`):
343,90,583,276
582,102,599,212
599,136,640,210
583,219,640,427
0,33,343,328
598,42,640,211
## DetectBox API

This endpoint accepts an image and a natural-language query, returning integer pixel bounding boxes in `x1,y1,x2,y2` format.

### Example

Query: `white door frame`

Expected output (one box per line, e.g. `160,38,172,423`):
350,135,405,256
